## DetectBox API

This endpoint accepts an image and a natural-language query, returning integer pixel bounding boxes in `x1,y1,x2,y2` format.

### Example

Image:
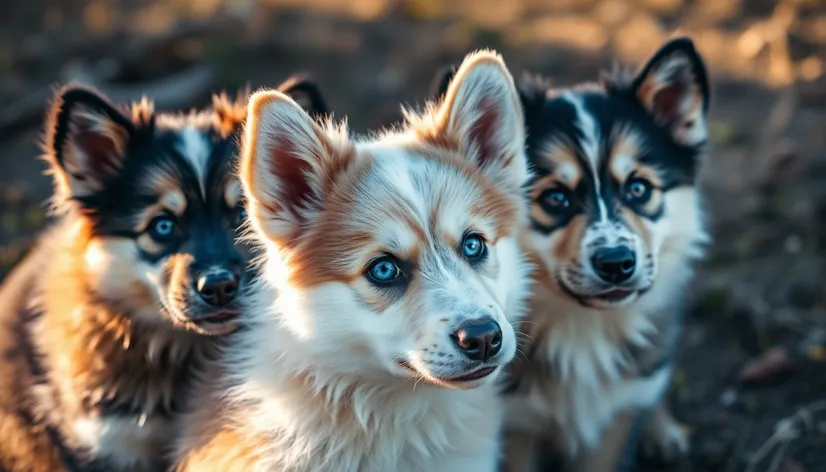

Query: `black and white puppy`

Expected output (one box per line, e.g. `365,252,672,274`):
433,38,711,472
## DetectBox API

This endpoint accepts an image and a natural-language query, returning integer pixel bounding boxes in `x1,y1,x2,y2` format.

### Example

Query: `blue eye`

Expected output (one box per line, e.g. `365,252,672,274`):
462,233,486,260
148,215,177,242
235,205,247,227
625,178,652,205
544,190,570,211
366,257,402,284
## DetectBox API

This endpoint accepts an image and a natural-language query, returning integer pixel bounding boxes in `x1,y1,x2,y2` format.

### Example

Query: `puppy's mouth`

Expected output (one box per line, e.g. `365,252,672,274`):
557,276,645,309
396,361,498,390
188,311,240,335
164,301,240,336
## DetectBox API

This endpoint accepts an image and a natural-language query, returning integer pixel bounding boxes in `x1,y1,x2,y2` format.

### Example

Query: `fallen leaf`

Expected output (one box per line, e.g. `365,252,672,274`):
740,346,794,383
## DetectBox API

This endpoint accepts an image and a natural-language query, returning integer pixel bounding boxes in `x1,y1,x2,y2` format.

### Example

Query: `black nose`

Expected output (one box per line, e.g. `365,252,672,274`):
450,317,503,362
591,246,636,284
196,271,239,307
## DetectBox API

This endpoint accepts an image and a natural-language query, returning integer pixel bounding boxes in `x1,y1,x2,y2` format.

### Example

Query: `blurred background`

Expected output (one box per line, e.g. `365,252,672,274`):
0,0,824,470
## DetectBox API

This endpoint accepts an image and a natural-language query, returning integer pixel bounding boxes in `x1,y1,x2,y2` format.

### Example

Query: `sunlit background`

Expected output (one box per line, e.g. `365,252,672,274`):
0,1,825,470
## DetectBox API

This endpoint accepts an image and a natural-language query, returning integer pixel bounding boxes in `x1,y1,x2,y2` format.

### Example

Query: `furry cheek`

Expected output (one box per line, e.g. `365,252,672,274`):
84,237,166,323
269,280,412,369
485,237,523,320
651,187,708,262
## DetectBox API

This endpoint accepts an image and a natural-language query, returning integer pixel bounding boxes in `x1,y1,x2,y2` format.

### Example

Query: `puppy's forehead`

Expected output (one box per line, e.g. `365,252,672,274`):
358,148,485,219
336,147,505,252
138,125,236,202
533,92,655,179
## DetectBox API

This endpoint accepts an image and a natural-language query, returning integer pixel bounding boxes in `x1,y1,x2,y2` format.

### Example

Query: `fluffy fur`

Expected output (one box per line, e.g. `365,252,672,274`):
432,38,711,471
173,50,533,472
0,77,326,472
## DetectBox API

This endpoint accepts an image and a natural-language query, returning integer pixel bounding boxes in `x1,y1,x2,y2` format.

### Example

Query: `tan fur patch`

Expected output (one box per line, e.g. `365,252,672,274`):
608,126,644,183
135,189,187,232
536,137,581,188
551,214,588,266
223,179,242,209
0,221,218,470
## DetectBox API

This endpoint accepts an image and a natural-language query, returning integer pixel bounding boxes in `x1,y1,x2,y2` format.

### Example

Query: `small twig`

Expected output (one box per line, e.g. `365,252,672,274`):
725,419,754,472
746,400,826,472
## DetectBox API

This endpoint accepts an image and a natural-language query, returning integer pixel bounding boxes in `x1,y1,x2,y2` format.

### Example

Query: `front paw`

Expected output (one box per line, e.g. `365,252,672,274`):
641,409,690,462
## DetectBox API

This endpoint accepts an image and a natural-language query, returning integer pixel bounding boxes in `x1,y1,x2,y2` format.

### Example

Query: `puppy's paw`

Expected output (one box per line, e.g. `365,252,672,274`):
641,407,690,462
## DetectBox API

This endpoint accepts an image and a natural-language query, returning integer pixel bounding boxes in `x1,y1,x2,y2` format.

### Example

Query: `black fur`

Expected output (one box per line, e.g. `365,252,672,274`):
432,38,709,236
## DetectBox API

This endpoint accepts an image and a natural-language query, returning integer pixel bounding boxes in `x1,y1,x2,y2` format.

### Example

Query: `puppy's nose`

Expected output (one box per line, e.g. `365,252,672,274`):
450,317,503,362
196,270,239,307
591,246,636,284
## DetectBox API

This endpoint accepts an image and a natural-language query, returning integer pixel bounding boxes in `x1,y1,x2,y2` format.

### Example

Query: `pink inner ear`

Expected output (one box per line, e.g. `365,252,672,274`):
270,135,313,215
76,130,121,177
468,97,500,169
651,82,686,124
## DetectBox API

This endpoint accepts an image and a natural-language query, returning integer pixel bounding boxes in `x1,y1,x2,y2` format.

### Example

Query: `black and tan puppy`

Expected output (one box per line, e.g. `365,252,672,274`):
0,77,327,472
432,38,711,472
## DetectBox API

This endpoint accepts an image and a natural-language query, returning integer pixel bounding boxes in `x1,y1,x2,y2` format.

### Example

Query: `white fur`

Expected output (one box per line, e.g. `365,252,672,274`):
510,168,708,456
191,50,533,472
177,126,212,198
563,92,608,222
72,414,170,470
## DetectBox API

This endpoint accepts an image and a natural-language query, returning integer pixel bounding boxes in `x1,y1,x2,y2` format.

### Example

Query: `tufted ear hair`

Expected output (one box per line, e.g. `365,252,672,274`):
630,37,710,147
430,50,528,190
277,74,331,120
239,90,352,246
428,64,457,101
45,85,137,203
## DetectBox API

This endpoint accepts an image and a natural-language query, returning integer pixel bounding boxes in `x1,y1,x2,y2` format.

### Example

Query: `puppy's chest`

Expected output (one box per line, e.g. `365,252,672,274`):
503,335,674,452
252,386,502,472
36,324,215,470
70,413,173,471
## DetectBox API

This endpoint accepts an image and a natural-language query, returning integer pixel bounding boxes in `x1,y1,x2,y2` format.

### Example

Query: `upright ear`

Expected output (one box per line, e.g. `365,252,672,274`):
632,37,710,147
433,50,528,189
45,85,136,202
277,75,330,120
428,65,457,101
212,88,250,138
240,90,350,245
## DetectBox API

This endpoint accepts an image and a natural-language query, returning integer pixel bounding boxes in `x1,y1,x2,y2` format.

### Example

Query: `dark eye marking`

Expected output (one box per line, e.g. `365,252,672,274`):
624,177,653,205
233,205,247,229
147,214,179,243
538,187,576,215
365,255,406,287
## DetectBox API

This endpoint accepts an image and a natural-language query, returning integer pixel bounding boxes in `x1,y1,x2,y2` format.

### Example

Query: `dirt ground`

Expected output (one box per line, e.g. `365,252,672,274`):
1,1,825,471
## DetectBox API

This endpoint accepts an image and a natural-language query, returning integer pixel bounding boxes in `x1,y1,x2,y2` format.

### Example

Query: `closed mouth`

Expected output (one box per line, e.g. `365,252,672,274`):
444,367,497,382
594,290,635,302
195,311,238,325
557,275,642,307
396,361,497,385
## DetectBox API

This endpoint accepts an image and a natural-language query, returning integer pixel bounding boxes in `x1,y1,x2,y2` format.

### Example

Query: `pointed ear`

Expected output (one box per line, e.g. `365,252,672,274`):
212,88,250,138
240,90,351,245
46,85,135,201
434,50,527,189
428,65,457,101
632,37,710,147
277,75,330,120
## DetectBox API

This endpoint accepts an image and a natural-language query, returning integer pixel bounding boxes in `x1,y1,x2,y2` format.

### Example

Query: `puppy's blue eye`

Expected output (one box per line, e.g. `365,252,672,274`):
366,257,402,284
462,233,486,260
148,216,177,242
234,205,247,227
625,178,653,205
546,191,570,209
